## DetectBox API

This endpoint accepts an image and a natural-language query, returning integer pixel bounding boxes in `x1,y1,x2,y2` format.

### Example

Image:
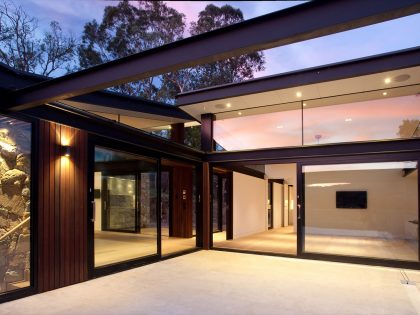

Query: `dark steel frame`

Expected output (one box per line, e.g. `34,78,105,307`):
87,134,203,279
210,147,420,270
177,47,420,105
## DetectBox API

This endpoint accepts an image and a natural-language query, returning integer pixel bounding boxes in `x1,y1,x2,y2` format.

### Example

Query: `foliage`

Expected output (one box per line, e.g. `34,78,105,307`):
0,1,76,76
78,0,185,102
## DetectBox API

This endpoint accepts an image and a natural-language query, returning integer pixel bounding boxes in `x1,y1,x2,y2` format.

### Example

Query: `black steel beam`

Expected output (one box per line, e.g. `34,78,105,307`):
201,114,214,152
177,46,420,105
0,62,194,121
6,0,420,110
206,139,420,164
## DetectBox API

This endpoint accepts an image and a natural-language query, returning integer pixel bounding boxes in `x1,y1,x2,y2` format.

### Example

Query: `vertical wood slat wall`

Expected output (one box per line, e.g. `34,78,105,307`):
37,120,88,293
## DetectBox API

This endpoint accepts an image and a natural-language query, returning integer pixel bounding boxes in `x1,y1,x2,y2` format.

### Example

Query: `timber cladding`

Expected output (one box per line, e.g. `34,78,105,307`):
37,121,88,292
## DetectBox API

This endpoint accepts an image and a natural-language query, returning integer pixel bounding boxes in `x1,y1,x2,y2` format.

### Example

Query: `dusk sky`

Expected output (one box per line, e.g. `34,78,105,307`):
16,0,420,77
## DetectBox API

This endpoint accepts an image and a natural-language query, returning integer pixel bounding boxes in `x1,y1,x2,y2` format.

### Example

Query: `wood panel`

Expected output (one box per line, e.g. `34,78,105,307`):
37,120,88,293
171,167,193,238
202,162,210,249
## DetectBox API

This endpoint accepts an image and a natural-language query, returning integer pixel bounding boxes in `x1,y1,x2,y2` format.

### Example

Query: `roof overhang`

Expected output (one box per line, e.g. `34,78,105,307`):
0,63,194,128
4,0,420,111
176,47,420,120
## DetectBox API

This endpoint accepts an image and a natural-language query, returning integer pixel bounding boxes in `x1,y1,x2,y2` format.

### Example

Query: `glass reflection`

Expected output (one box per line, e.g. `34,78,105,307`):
94,146,157,267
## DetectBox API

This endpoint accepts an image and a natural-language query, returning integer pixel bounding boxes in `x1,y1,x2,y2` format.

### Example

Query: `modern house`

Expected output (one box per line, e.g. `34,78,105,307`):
0,0,419,303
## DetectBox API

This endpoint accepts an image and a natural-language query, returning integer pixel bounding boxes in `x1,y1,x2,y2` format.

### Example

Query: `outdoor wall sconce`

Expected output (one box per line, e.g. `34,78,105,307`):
61,145,71,157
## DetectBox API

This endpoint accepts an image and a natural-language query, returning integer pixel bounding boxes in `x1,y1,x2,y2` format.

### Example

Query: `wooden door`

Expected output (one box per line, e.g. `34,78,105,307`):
171,167,193,238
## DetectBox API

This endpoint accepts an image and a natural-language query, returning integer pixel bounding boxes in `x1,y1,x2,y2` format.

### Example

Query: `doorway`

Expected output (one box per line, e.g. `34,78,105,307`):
212,163,298,256
160,159,198,256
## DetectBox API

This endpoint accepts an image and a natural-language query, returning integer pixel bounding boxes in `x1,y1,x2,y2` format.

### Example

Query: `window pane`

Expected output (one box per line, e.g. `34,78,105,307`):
304,161,419,261
0,116,31,294
214,102,302,151
303,85,420,145
94,146,157,267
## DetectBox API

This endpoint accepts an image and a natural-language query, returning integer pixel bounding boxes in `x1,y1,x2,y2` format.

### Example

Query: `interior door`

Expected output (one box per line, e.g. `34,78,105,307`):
102,173,138,233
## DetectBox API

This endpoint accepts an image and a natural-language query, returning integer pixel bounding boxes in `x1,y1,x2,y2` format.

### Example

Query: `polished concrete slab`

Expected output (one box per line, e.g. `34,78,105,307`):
2,251,420,315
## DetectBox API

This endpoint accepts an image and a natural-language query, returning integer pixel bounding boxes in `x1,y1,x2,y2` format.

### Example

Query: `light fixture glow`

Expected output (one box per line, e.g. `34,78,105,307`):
226,103,231,108
238,111,242,116
307,182,350,188
382,92,388,96
61,145,71,157
345,118,352,122
296,91,302,98
303,103,307,107
384,77,391,84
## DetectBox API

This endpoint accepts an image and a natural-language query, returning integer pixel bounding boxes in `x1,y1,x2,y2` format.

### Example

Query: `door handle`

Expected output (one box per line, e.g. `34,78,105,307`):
91,200,96,222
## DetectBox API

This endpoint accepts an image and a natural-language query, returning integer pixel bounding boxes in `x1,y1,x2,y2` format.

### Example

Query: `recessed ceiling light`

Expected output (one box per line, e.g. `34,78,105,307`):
238,111,242,116
384,78,391,84
345,118,352,122
382,92,388,96
296,91,302,98
277,125,284,129
303,103,307,107
226,103,232,108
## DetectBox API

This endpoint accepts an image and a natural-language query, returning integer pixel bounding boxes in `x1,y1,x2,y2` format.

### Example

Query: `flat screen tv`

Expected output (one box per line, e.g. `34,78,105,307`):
336,191,367,209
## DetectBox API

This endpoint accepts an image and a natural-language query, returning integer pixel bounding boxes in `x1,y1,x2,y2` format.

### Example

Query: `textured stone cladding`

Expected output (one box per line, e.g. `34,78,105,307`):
0,127,31,293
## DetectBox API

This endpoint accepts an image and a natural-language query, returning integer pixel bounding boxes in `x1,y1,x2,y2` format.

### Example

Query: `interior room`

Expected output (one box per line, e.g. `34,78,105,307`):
213,163,298,255
304,161,419,261
92,150,198,268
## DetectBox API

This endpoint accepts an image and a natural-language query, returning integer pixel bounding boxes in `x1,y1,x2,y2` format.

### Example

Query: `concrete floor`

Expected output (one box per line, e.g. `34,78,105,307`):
2,251,420,315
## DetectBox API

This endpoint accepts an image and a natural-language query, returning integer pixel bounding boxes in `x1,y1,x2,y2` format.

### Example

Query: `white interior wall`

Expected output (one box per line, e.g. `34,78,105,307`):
272,183,283,228
94,172,102,231
233,172,267,238
265,164,297,231
305,169,418,240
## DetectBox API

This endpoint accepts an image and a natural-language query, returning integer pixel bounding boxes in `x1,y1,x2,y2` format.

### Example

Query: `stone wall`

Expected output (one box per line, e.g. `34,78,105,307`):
0,126,31,293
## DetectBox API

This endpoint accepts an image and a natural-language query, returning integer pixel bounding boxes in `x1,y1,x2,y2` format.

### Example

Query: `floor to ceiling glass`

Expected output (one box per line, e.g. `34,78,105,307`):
93,146,158,267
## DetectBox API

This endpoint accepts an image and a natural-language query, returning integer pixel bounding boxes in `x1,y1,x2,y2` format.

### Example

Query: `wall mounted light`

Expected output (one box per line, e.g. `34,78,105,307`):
61,145,71,157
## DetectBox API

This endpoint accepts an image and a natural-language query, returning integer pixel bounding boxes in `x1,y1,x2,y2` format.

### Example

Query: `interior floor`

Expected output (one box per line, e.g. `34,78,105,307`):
213,227,418,261
95,229,196,267
213,227,297,255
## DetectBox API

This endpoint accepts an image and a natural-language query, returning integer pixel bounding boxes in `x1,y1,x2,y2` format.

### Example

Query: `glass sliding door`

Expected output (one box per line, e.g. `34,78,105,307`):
303,160,419,261
94,146,158,267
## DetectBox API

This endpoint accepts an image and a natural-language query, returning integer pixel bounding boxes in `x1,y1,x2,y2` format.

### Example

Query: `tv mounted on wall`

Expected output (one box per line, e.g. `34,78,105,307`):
336,191,367,209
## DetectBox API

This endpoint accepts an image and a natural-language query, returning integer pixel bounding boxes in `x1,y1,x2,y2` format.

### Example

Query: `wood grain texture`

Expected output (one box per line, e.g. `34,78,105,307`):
37,121,88,292
171,167,193,238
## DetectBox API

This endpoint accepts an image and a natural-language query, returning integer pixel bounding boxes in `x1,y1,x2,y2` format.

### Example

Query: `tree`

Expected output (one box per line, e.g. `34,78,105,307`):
0,1,76,76
189,4,265,88
78,0,185,102
161,4,265,98
77,2,265,148
398,119,420,138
